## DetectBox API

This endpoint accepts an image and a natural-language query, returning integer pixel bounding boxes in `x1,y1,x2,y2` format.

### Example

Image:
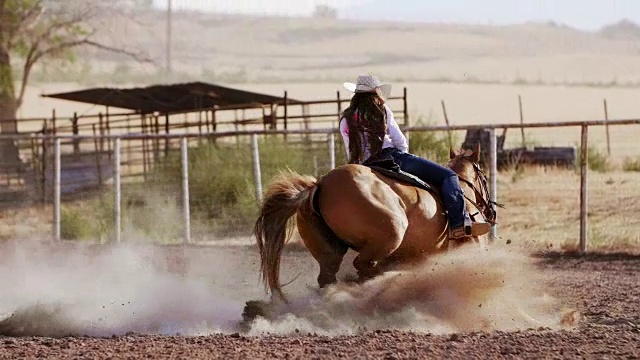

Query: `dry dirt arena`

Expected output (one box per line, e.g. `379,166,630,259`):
0,240,638,359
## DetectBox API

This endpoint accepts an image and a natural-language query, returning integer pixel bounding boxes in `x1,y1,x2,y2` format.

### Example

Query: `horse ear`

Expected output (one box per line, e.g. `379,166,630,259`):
473,143,481,163
449,147,457,159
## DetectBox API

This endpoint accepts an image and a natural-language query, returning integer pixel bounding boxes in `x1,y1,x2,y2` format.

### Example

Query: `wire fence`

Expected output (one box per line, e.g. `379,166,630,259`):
1,119,639,252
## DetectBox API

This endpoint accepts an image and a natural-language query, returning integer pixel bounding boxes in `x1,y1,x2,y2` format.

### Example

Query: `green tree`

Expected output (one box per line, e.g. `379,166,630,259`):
0,0,148,162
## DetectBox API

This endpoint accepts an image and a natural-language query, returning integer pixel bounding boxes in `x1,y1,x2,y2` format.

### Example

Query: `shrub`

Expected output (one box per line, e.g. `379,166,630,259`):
149,136,331,236
60,208,92,240
574,145,611,172
622,157,640,172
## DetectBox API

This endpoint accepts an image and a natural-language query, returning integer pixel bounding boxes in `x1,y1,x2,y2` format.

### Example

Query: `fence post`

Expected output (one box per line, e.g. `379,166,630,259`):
489,128,498,241
53,138,61,241
603,99,611,156
579,125,589,253
336,90,342,128
328,132,336,170
403,87,409,146
283,90,288,133
251,134,263,202
518,95,526,147
114,137,122,243
181,137,191,244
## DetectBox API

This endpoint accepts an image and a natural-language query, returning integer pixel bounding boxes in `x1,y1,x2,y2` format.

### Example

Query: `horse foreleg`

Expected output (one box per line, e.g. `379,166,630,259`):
297,212,348,288
353,254,378,280
352,224,406,281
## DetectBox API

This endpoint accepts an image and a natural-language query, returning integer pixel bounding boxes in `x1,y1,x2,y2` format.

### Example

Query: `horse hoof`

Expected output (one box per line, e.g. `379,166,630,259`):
340,273,361,284
242,300,271,324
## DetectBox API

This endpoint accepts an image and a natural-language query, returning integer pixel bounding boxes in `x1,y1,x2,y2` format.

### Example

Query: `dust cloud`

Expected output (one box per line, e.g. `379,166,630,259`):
0,239,575,338
0,239,246,337
248,245,576,336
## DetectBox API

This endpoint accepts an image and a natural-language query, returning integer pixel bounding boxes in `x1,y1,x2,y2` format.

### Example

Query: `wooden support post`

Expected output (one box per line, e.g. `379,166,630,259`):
336,90,342,128
153,115,160,164
141,115,148,181
205,109,210,133
403,87,409,124
40,120,48,203
262,106,267,131
211,109,217,144
441,100,453,149
51,109,57,135
92,124,103,187
403,87,409,145
234,109,239,145
72,112,79,157
518,95,526,148
106,110,112,159
126,115,132,165
98,112,105,155
263,104,277,130
283,91,289,142
165,113,170,158
603,99,611,156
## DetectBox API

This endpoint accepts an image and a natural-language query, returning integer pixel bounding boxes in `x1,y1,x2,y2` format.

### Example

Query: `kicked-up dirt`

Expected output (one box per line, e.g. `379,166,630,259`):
0,242,638,359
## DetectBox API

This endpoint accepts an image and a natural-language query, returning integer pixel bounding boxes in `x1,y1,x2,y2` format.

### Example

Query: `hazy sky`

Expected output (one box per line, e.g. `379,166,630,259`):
158,0,640,30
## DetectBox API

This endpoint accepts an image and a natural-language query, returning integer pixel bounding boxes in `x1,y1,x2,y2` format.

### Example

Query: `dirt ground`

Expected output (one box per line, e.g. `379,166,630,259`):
0,243,638,360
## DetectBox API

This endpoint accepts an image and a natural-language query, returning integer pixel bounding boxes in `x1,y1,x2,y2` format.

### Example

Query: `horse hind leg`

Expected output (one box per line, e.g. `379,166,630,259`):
296,211,348,288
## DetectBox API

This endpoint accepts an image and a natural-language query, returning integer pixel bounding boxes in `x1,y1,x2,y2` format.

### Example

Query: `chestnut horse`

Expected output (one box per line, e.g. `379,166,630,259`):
254,146,497,300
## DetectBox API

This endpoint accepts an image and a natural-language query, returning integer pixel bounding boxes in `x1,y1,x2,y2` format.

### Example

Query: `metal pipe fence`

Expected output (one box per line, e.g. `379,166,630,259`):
3,118,640,252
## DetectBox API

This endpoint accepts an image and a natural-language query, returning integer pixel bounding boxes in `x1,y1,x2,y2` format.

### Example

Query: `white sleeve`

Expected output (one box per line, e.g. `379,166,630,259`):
339,117,350,159
385,105,408,152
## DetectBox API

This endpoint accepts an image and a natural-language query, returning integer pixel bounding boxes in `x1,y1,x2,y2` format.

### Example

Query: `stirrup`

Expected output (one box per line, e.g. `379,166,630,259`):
449,222,491,239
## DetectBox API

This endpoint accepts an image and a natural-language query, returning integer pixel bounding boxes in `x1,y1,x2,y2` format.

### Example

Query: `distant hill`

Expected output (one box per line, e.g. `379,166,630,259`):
599,19,640,40
48,9,640,87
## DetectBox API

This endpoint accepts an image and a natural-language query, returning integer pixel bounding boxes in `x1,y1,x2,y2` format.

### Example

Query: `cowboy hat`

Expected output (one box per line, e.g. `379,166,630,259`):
343,75,392,99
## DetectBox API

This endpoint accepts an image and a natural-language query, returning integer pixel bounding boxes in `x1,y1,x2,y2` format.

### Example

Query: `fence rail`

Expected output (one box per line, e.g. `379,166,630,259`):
1,117,637,253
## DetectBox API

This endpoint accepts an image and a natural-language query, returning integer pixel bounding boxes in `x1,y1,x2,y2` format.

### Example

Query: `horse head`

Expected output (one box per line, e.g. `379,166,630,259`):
448,144,499,225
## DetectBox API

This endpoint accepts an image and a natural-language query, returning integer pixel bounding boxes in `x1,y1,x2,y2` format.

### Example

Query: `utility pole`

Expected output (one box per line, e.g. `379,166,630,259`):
165,0,173,79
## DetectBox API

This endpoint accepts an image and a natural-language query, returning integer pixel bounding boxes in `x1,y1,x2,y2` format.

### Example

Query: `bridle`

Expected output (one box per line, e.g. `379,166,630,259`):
456,158,503,225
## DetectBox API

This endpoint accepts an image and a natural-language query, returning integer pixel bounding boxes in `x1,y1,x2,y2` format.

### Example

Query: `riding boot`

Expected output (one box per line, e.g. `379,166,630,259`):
449,218,491,240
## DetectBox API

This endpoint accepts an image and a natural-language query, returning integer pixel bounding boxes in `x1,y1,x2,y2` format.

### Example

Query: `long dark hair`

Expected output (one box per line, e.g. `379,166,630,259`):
341,92,387,164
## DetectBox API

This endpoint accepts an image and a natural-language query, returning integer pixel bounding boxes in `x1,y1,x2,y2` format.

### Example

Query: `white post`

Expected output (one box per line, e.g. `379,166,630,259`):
579,125,589,253
328,132,336,170
251,134,263,202
181,137,191,244
489,128,498,241
114,137,122,243
53,138,61,241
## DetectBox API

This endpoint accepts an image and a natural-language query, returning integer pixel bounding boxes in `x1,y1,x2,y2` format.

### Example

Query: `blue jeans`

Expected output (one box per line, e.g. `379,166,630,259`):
382,148,468,229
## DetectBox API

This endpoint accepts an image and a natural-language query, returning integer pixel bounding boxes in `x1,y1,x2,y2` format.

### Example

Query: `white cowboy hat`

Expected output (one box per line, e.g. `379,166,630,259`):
343,75,392,99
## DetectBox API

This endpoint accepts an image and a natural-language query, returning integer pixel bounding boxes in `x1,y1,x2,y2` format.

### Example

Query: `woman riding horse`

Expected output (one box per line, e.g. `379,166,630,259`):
340,75,490,240
254,76,496,301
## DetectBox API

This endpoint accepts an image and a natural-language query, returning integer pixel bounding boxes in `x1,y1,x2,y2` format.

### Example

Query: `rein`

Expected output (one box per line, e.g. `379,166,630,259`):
456,158,504,225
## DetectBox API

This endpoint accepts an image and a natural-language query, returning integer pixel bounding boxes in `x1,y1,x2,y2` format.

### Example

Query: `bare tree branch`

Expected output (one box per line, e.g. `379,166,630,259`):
6,0,154,112
16,34,154,106
5,0,42,48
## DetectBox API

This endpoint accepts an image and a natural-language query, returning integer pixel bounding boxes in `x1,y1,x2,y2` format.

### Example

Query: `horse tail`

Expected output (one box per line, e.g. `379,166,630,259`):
254,170,317,301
